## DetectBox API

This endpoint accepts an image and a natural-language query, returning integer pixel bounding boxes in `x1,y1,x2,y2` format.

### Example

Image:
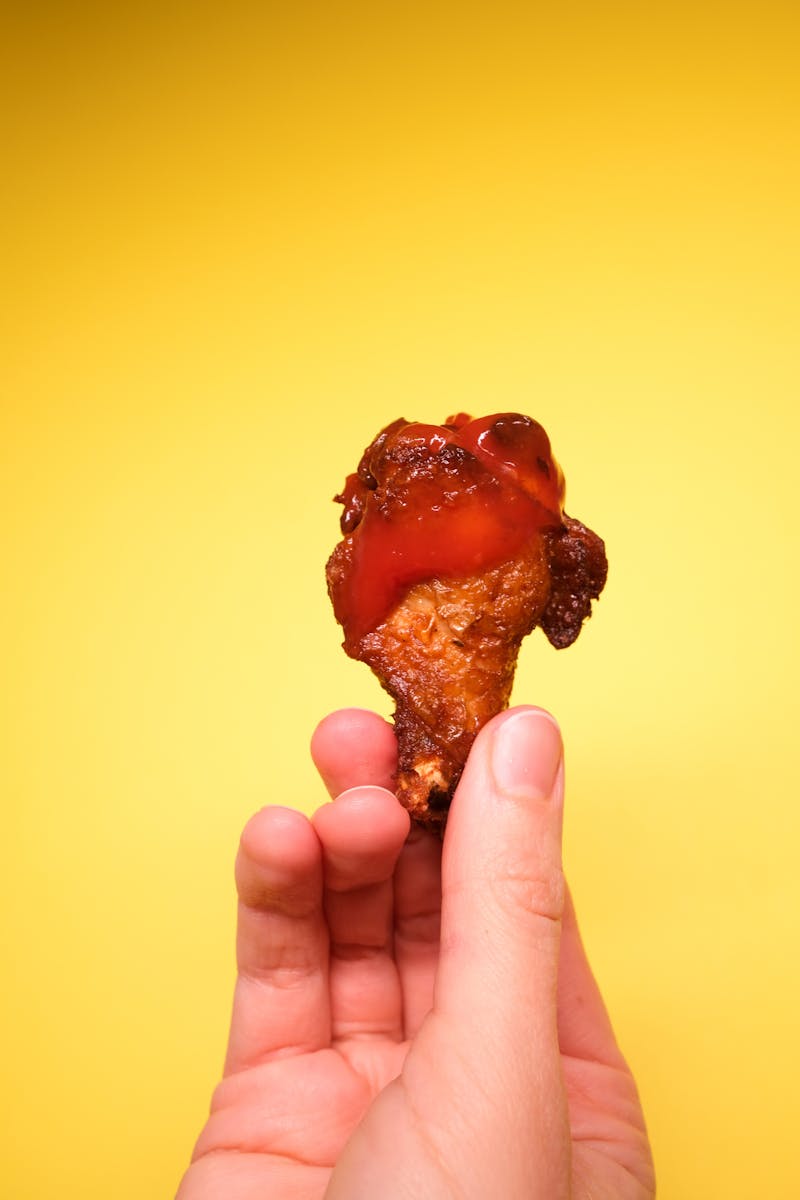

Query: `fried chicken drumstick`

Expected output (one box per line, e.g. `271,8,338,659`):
326,413,607,828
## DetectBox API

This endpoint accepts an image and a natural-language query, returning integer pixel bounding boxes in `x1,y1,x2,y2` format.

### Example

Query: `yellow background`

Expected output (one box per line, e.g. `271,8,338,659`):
2,4,798,1197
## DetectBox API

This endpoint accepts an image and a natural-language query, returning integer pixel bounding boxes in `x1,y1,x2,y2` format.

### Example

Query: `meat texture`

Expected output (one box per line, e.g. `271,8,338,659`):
326,414,607,828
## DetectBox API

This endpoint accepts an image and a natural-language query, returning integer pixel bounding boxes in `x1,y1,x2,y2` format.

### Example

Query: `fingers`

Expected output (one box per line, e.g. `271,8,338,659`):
224,807,330,1074
309,706,619,1066
436,707,566,1060
311,708,398,799
312,786,410,1043
312,708,441,1041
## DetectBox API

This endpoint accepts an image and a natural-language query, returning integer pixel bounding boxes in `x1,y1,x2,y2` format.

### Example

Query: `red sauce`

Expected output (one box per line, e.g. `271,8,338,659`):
331,413,566,646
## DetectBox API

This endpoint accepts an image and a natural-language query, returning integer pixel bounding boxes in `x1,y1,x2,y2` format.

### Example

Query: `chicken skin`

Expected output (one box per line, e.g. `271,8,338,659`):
326,413,607,828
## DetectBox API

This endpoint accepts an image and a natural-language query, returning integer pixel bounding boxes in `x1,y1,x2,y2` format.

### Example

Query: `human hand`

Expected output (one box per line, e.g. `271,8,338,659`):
177,706,654,1199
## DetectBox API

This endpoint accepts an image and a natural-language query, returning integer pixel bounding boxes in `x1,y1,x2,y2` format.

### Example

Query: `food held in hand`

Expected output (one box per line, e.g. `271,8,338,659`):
326,413,607,827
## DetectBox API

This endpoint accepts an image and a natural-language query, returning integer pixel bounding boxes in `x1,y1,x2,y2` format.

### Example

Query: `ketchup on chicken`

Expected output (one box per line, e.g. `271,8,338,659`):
326,410,607,825
331,413,566,648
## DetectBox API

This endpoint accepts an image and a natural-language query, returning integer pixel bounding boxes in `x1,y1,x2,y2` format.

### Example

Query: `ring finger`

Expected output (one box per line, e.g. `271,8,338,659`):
312,785,410,1043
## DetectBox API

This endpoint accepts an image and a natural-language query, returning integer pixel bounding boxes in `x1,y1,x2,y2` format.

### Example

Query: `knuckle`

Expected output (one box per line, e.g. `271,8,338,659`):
487,859,566,927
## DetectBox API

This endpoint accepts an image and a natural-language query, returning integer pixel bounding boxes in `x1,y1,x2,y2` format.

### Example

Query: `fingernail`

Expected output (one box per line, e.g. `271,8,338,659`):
490,710,562,800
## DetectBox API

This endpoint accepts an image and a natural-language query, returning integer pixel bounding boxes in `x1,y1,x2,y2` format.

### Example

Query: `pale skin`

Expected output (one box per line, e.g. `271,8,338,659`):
177,705,655,1199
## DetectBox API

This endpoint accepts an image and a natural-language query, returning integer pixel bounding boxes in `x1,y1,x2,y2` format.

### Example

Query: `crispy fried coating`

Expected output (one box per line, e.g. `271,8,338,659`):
326,416,607,828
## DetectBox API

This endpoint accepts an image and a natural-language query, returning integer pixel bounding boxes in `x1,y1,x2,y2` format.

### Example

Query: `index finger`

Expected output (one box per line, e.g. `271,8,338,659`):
311,707,398,798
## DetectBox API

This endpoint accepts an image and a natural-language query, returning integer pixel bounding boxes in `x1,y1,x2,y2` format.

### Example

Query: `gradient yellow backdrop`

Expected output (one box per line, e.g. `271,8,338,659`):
2,4,798,1197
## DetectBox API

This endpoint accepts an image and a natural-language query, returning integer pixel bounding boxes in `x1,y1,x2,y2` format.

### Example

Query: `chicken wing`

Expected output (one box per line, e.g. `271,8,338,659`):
326,413,607,828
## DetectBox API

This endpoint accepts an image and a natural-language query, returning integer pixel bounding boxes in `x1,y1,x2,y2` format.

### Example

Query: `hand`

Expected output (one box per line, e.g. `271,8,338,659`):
177,706,655,1199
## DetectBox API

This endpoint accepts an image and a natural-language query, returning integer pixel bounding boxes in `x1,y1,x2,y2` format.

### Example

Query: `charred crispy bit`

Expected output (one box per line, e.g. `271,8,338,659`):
326,413,607,828
541,517,609,650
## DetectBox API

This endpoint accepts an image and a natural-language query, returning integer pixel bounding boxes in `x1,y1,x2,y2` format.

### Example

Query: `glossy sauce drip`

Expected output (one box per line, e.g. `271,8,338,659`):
332,413,566,646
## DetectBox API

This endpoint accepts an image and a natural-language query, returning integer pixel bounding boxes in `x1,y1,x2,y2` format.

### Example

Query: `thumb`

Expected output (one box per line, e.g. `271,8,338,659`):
435,706,566,1054
323,708,569,1200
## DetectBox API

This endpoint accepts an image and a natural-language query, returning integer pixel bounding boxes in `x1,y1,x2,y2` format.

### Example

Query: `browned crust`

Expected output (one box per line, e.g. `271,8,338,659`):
541,516,608,649
329,521,606,829
326,438,607,828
